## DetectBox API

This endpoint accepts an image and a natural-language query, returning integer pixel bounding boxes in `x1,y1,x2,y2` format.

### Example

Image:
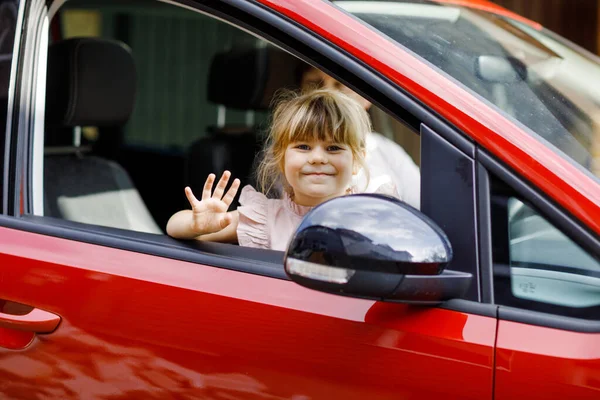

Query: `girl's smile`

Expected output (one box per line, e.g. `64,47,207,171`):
301,168,336,176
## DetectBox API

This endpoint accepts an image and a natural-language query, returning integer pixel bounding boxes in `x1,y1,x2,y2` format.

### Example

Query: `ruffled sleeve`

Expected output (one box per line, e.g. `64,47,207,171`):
374,181,400,198
360,173,400,199
236,185,270,249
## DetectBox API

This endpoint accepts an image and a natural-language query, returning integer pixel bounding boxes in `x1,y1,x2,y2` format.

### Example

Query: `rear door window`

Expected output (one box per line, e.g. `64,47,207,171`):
491,175,600,319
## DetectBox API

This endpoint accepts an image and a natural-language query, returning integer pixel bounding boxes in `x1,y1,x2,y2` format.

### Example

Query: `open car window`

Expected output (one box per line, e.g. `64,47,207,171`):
30,0,421,257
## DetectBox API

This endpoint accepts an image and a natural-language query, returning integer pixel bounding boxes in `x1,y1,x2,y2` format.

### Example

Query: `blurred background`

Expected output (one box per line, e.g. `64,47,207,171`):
492,0,598,54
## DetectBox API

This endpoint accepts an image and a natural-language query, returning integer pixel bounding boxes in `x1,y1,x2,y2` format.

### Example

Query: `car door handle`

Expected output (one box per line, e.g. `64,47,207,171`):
0,307,61,333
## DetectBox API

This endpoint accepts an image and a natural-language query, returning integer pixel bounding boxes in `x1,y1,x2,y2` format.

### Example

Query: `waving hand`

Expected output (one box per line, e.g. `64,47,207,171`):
184,171,240,235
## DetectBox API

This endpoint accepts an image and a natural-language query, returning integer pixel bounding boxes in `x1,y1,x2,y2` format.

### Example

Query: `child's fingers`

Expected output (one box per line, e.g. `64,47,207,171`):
212,170,231,200
221,178,240,207
184,186,199,207
202,174,216,200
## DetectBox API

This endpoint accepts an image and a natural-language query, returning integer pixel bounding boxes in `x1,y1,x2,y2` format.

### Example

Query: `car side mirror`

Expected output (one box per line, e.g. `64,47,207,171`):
284,195,472,304
476,55,527,83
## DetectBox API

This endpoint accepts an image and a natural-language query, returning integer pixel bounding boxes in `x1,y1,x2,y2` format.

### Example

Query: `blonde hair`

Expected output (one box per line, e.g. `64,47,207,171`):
257,88,371,196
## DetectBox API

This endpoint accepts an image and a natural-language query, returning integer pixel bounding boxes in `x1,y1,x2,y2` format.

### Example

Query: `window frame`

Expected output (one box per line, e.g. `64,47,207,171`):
477,149,600,332
4,0,486,303
421,123,480,301
5,0,47,217
1,0,26,216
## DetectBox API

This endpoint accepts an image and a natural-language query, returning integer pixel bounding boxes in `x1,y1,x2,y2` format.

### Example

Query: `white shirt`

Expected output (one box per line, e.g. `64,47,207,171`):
355,132,421,209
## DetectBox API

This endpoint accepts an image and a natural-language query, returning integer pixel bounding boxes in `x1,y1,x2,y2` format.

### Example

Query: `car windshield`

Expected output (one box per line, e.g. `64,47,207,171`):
335,0,600,177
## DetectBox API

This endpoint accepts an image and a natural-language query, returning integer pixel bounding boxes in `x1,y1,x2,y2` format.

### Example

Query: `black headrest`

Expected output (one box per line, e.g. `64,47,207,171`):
45,38,136,127
207,45,299,110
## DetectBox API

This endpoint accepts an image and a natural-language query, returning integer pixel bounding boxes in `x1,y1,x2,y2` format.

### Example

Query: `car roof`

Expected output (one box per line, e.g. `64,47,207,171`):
258,0,600,236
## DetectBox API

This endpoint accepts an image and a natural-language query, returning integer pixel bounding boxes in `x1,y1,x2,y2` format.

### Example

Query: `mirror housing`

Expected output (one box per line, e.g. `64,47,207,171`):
284,195,472,304
476,55,527,83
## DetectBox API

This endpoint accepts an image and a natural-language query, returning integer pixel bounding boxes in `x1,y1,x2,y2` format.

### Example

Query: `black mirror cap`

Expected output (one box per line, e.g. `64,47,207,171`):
475,55,528,83
284,195,464,302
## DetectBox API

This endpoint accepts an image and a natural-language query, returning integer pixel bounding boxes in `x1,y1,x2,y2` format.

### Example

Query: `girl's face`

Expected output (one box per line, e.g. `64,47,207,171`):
284,140,355,207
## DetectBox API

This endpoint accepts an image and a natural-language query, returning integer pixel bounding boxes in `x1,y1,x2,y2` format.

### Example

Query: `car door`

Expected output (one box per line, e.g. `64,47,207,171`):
475,153,600,400
0,0,497,398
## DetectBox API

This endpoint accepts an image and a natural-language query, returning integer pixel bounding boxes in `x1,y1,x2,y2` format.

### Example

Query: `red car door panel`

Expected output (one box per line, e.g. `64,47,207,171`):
0,226,496,399
495,320,600,399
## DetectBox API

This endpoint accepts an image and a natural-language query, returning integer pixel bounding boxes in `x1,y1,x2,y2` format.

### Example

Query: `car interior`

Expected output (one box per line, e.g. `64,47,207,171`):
41,0,421,235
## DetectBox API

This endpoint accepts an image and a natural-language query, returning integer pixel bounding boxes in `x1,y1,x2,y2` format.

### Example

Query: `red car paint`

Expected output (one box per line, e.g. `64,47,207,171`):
495,320,600,400
0,227,496,399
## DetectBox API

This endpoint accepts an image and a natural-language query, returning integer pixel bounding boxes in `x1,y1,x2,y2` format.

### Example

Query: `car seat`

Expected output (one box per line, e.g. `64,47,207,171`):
186,44,298,206
44,37,162,234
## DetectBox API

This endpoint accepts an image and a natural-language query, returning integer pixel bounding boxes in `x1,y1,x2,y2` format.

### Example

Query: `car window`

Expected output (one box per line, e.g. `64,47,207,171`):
491,176,600,320
33,0,421,243
0,0,19,210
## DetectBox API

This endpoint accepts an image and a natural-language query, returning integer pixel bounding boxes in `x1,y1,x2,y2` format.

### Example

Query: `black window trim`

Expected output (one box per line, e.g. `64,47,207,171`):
498,306,600,334
477,149,600,333
7,0,47,218
476,161,494,304
2,0,27,216
421,123,480,301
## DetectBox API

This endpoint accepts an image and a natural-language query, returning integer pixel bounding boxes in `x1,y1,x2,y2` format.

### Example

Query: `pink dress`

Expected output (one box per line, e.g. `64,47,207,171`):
237,186,313,251
236,184,398,251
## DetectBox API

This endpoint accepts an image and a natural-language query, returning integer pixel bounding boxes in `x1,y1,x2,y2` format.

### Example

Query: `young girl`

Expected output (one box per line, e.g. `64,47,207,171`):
167,88,385,251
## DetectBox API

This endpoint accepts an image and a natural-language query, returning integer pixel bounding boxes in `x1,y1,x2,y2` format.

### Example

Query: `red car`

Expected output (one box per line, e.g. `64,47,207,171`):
0,0,598,398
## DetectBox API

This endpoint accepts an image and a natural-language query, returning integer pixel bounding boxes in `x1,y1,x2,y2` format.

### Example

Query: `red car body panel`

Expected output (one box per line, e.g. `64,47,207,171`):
495,320,600,399
0,327,34,351
257,0,600,236
0,227,496,398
